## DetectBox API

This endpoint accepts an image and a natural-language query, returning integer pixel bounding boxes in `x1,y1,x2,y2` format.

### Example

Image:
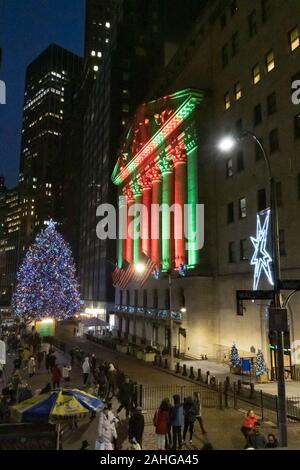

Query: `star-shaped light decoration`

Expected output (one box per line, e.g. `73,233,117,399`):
250,209,274,290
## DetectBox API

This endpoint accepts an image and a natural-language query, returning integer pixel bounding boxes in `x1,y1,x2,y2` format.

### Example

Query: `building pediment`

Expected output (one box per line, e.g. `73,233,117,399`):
112,88,204,186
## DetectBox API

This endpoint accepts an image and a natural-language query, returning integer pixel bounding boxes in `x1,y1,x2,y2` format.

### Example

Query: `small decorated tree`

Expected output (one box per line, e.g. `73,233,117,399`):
255,349,267,377
12,220,81,320
230,343,240,368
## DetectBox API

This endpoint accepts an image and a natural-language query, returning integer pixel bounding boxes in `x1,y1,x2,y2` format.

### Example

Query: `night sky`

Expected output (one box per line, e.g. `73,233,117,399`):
0,0,85,188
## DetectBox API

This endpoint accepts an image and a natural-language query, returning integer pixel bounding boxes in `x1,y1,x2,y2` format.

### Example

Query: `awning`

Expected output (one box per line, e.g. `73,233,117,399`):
80,318,108,327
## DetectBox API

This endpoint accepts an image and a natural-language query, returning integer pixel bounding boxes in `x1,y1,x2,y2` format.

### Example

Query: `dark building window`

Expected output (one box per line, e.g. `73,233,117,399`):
134,290,138,307
276,181,282,207
222,44,229,68
248,10,257,37
165,289,170,310
294,114,300,138
279,230,286,256
237,151,244,172
153,289,158,309
240,239,249,261
255,139,263,161
269,128,279,153
261,0,271,23
143,289,147,307
267,92,277,115
220,13,227,29
235,118,243,133
239,197,247,219
231,32,239,56
298,174,300,199
228,242,236,263
120,291,123,305
126,290,130,305
254,103,262,126
230,0,237,16
257,188,267,212
226,158,233,177
227,202,234,223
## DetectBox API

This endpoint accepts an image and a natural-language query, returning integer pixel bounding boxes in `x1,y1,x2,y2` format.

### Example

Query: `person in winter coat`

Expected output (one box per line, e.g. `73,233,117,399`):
153,400,171,450
247,425,267,449
52,365,62,389
62,364,72,382
107,363,117,397
170,394,184,450
28,357,36,378
265,433,279,448
97,406,118,450
96,369,108,400
82,357,90,386
193,392,207,435
128,406,145,447
183,396,197,444
241,410,258,439
117,377,133,417
90,354,97,373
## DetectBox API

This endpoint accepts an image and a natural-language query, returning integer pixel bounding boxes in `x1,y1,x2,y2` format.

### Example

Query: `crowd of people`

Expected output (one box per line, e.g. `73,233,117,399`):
240,410,279,449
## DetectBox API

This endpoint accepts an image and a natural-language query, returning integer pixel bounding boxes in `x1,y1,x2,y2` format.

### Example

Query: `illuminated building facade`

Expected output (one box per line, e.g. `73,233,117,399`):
112,0,300,375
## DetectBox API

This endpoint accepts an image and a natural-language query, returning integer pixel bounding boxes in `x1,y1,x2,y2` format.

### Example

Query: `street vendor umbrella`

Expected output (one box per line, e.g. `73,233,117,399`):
11,389,105,424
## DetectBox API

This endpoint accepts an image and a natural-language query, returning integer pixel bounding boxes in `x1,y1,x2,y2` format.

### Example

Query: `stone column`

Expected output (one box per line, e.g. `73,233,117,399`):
150,165,162,265
158,156,174,271
140,174,152,258
123,186,134,263
131,179,143,265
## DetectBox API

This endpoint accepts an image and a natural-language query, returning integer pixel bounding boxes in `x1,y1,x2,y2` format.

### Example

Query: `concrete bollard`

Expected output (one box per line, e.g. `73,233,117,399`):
176,362,180,374
164,358,168,369
206,370,210,385
189,366,195,379
159,355,163,367
197,368,202,382
182,364,188,376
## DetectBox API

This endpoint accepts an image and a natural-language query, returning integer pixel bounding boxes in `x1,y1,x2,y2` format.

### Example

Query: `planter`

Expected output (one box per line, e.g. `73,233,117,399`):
257,373,269,383
142,352,156,363
136,350,143,360
117,344,128,354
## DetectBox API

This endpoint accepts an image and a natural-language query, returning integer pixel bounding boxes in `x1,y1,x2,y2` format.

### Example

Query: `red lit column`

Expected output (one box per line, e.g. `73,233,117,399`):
140,174,152,258
171,146,187,268
131,180,143,265
123,186,134,263
150,165,161,265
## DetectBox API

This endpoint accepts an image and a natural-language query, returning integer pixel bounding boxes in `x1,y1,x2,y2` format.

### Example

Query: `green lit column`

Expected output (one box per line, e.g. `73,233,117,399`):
158,156,174,271
118,190,127,268
186,134,199,267
131,179,143,265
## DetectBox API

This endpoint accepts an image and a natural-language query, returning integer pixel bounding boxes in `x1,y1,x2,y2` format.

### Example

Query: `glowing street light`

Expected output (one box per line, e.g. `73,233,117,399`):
135,263,146,273
218,135,237,153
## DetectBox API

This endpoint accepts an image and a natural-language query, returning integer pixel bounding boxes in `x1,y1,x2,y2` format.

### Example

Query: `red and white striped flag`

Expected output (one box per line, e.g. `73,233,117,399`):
135,254,156,287
112,267,122,287
119,263,135,289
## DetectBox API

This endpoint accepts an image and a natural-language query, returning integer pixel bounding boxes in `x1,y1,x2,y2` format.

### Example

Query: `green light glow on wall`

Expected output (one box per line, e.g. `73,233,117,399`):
187,146,199,267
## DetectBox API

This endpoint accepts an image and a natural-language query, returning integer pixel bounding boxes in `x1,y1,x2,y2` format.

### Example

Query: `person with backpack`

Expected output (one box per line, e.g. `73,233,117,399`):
170,394,184,450
183,396,197,445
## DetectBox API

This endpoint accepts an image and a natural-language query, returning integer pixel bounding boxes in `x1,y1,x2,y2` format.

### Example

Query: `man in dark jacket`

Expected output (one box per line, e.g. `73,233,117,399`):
128,406,145,447
247,425,267,449
117,377,133,417
183,396,197,444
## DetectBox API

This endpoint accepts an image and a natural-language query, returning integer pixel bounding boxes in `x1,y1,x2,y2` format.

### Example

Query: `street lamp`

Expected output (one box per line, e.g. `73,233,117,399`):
218,131,287,447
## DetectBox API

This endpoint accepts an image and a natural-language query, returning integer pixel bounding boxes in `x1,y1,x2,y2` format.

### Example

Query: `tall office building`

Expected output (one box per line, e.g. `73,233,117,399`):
79,0,206,315
18,44,83,257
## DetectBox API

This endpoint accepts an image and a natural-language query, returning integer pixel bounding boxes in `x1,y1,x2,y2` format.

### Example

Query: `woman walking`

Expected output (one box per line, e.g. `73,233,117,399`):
183,396,197,445
82,357,90,386
28,357,36,378
97,406,118,450
193,392,207,435
153,400,170,450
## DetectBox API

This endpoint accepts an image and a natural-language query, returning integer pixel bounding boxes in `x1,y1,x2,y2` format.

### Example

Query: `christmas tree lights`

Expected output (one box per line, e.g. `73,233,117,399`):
12,220,81,320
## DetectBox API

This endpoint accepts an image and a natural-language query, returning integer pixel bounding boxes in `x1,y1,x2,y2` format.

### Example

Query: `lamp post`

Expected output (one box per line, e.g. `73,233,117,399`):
218,131,287,447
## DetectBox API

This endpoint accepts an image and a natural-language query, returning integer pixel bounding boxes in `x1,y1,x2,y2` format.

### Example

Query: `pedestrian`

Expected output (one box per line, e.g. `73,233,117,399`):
48,353,57,372
52,364,62,389
247,425,267,449
62,364,72,383
91,354,97,373
97,405,118,450
170,394,184,450
37,350,44,370
193,392,207,435
13,356,22,373
82,357,90,386
163,397,172,449
107,363,117,397
97,369,108,400
183,396,197,445
45,353,51,372
153,400,170,450
79,440,91,450
128,406,145,448
265,433,279,448
240,410,258,440
117,376,133,418
28,357,36,378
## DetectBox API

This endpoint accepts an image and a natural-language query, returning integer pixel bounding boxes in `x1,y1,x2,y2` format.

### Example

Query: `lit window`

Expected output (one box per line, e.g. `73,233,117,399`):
289,27,300,52
105,38,109,44
97,51,102,58
239,197,247,219
105,22,110,28
226,158,233,177
224,92,231,110
91,50,96,56
265,49,275,72
252,64,261,84
234,81,242,100
93,65,99,72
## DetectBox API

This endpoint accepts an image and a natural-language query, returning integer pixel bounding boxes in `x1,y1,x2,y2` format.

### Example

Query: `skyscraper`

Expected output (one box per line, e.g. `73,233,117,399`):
18,44,83,256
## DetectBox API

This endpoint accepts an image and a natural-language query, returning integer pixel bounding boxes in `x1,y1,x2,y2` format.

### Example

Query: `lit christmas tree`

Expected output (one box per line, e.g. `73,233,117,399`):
255,349,267,376
230,343,240,368
12,220,81,319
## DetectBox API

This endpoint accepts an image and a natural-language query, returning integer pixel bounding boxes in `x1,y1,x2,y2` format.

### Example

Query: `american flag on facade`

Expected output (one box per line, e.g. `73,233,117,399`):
118,262,135,289
112,267,122,287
